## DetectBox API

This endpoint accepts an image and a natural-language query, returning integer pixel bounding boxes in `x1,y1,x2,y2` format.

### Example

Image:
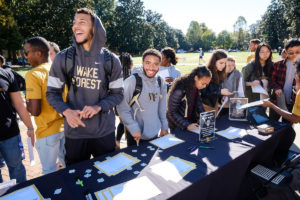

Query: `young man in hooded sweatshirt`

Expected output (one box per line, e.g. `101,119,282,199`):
46,8,124,166
117,49,168,146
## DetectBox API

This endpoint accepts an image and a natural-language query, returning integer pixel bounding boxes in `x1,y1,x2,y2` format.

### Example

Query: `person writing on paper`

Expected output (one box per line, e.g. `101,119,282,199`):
157,47,181,91
262,56,300,123
269,39,300,121
117,49,168,147
167,66,212,131
242,42,273,103
201,49,232,112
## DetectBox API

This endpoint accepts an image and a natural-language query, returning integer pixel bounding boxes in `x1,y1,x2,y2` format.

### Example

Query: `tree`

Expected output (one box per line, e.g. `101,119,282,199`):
233,16,248,49
280,0,300,37
11,0,94,49
174,29,190,50
108,0,154,54
201,28,216,50
186,21,202,50
259,0,289,48
0,0,23,61
216,30,233,49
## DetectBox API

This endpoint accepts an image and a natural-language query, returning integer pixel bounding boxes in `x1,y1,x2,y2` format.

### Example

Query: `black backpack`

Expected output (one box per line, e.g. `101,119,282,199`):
129,73,162,107
2,65,26,91
64,46,113,92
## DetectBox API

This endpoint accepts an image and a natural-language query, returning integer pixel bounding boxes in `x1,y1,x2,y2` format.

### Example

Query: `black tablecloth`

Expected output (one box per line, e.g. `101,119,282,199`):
5,115,295,200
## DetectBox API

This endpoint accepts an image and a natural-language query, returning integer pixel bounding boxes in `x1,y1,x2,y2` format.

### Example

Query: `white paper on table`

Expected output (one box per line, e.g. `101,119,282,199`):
27,137,35,166
237,99,265,110
0,180,16,197
150,135,184,149
0,185,44,200
157,68,170,82
94,152,140,176
110,176,161,200
252,84,268,95
150,156,196,183
216,126,247,139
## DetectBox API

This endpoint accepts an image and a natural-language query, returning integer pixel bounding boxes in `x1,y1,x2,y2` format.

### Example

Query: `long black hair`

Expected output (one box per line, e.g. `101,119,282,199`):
252,42,273,78
119,52,133,80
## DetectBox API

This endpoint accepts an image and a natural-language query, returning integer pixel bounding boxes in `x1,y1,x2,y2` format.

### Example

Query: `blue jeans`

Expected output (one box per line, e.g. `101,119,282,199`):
36,131,65,174
0,135,26,183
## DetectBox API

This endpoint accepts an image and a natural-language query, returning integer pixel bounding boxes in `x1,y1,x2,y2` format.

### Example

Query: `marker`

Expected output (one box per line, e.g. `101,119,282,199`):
77,179,84,187
199,145,214,150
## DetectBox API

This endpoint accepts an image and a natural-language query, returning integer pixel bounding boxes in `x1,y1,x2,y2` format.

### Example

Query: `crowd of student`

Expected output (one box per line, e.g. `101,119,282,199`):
0,8,300,185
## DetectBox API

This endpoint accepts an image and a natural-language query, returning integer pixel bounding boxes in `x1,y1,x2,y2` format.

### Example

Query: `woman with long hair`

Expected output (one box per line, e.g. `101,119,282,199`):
116,52,133,149
242,42,273,102
167,66,212,131
201,49,232,111
157,47,181,89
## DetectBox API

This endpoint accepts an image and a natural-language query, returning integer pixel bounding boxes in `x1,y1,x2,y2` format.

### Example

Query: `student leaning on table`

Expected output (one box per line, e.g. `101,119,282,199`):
167,66,212,131
261,56,300,123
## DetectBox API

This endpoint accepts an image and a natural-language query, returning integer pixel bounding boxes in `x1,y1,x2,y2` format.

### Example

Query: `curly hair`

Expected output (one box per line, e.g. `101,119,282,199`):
161,47,178,65
207,49,227,84
169,66,211,97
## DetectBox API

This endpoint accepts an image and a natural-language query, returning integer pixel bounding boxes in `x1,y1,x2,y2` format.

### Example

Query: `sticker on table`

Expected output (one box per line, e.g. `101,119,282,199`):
150,156,196,183
69,169,75,174
150,135,184,149
94,176,161,200
94,152,140,176
0,184,44,200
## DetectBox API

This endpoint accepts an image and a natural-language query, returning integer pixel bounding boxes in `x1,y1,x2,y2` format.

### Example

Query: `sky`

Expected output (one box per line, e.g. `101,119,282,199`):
142,0,271,34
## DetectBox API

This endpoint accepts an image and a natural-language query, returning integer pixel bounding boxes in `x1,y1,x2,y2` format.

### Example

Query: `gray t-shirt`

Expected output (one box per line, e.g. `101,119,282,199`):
283,60,296,104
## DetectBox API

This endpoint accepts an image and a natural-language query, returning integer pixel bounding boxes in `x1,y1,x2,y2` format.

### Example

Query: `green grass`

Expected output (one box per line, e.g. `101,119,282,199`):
12,52,280,77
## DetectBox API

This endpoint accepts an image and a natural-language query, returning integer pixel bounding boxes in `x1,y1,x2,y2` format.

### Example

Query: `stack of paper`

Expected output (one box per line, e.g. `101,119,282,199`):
94,176,161,200
216,126,247,139
252,84,268,95
150,135,184,149
150,156,196,183
94,153,140,176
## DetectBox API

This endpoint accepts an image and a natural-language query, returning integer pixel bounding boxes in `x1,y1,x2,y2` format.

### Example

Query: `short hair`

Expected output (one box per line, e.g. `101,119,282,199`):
295,56,300,78
49,42,60,53
285,38,300,50
142,49,162,62
25,36,50,59
161,47,178,65
227,56,235,62
0,55,5,65
76,8,95,25
250,39,261,45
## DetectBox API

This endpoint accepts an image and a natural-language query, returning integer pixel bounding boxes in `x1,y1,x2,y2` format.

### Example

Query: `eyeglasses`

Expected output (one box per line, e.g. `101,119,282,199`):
23,50,35,56
287,51,300,56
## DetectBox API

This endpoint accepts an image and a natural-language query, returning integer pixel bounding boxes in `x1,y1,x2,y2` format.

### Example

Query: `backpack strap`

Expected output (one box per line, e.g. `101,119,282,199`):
64,46,76,91
129,73,142,107
102,48,113,90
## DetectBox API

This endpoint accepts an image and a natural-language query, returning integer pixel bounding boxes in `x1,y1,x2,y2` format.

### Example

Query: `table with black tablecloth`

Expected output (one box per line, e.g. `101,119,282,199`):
5,115,295,200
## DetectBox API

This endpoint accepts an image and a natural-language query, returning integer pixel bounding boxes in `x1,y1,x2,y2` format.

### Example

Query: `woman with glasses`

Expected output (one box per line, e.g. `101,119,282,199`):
242,42,273,103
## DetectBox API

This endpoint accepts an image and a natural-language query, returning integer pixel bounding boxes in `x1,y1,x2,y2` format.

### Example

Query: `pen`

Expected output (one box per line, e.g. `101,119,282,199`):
188,146,197,152
77,179,84,187
137,140,139,147
198,145,215,150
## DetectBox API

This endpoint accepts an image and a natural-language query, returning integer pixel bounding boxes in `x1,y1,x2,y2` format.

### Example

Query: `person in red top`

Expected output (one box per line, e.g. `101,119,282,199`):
269,38,300,121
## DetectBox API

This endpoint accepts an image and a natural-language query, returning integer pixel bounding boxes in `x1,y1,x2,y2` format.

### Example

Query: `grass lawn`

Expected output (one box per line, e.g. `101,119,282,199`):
12,52,280,77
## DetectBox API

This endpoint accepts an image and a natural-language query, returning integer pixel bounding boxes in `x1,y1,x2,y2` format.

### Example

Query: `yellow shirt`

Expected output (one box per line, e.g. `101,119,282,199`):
25,63,64,139
292,90,300,116
247,54,255,63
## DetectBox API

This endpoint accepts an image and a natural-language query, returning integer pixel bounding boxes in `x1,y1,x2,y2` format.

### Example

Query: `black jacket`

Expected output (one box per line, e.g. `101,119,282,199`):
167,82,204,130
200,82,222,108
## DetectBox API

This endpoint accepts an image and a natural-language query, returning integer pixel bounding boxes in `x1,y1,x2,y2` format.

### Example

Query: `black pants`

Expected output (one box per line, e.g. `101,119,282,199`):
125,129,156,147
116,122,124,142
65,132,115,166
269,104,293,122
